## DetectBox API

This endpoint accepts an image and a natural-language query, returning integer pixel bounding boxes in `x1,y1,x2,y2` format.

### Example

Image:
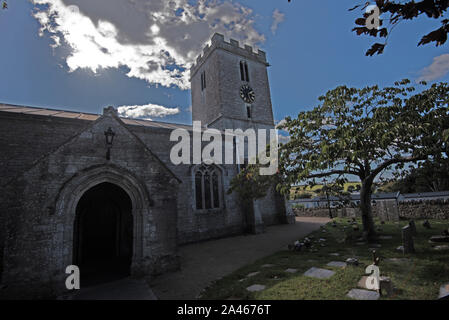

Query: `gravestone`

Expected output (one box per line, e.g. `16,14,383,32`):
303,267,335,279
379,276,393,296
377,200,399,222
402,225,415,254
423,220,431,229
346,208,360,218
347,288,380,300
285,268,298,273
246,272,260,278
327,261,347,268
439,283,449,299
246,284,265,292
409,220,417,236
338,208,347,218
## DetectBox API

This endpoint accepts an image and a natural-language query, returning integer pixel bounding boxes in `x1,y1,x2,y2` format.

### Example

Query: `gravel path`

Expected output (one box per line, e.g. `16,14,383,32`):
150,217,330,300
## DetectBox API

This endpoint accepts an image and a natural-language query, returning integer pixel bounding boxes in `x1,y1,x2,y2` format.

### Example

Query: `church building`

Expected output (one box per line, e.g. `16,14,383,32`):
0,33,293,298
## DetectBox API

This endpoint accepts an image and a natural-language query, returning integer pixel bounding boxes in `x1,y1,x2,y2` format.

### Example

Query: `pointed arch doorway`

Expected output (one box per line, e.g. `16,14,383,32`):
73,182,133,287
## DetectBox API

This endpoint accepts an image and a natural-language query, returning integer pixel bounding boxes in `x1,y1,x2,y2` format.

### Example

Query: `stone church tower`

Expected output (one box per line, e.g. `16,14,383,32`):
190,33,275,131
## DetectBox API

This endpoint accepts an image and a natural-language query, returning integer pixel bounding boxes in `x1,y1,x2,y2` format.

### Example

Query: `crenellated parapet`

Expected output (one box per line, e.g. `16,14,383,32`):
190,33,268,78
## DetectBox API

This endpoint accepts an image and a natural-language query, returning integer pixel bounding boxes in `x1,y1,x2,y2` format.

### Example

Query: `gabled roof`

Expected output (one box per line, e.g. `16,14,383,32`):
0,103,193,131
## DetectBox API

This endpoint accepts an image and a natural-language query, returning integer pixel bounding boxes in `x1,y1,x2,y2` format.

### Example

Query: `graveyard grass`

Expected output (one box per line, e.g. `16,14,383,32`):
199,218,449,300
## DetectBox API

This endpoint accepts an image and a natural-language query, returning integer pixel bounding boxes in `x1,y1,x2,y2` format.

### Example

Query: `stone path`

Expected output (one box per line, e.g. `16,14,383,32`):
61,278,157,300
150,217,330,299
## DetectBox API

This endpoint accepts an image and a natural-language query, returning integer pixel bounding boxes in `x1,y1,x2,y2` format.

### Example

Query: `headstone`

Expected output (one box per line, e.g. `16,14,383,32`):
346,258,359,266
246,284,265,292
303,267,335,279
285,268,298,273
338,208,347,218
386,200,399,221
327,261,347,268
377,200,399,222
379,276,393,296
402,225,415,254
429,235,449,243
329,253,340,256
261,264,275,268
246,272,260,278
379,235,392,240
409,220,417,236
439,283,449,299
433,245,449,251
347,288,380,300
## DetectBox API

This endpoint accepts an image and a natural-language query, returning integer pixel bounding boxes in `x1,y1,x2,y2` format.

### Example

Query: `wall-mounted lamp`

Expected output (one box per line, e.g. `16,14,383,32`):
104,127,115,160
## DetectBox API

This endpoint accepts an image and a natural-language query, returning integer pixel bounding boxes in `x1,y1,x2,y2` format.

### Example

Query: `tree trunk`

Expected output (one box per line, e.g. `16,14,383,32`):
360,178,377,240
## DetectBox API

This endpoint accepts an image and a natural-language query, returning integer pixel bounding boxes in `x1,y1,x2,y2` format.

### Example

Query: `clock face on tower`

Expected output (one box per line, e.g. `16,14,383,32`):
240,84,255,104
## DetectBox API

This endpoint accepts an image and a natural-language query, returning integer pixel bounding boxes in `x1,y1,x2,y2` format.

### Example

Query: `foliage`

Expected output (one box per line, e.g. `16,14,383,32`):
380,159,449,193
276,79,449,238
227,162,279,204
349,1,449,55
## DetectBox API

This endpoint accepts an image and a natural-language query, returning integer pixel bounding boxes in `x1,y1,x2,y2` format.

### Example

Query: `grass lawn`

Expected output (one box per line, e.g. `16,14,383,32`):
199,218,449,300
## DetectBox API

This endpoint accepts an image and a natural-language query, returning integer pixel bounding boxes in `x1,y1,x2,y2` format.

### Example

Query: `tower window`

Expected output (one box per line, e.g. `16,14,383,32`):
240,61,249,82
201,71,206,91
246,105,251,119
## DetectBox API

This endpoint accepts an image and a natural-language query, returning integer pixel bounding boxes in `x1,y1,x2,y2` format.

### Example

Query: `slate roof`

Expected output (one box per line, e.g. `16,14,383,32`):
0,103,193,131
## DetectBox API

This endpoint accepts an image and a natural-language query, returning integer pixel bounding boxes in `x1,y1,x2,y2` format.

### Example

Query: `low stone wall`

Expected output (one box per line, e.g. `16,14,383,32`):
399,202,449,220
292,207,335,218
292,201,449,220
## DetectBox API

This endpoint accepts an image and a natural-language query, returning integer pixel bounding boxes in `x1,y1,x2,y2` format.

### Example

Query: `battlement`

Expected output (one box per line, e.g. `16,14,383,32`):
190,33,268,78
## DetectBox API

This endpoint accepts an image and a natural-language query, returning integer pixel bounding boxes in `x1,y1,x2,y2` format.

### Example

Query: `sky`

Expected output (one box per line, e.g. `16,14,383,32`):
1,0,449,126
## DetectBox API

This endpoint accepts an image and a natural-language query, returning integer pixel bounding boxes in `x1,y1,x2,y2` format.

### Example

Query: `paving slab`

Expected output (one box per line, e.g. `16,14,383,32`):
246,284,265,292
303,267,335,279
285,268,298,273
347,288,380,300
327,261,347,268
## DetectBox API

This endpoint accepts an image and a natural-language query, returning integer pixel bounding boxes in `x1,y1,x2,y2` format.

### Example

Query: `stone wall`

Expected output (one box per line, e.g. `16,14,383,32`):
398,201,449,220
0,111,181,298
293,207,334,217
292,201,449,220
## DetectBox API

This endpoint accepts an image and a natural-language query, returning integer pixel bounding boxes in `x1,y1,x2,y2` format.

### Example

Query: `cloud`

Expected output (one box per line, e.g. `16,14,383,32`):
271,9,285,34
417,53,449,82
117,103,180,120
275,118,287,129
31,0,265,90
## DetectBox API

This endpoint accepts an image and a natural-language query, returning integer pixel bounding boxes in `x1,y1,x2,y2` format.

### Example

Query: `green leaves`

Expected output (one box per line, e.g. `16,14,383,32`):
278,80,449,188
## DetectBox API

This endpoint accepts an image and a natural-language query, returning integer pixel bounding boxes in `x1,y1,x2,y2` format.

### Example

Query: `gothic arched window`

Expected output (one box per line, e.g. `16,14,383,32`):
194,165,222,210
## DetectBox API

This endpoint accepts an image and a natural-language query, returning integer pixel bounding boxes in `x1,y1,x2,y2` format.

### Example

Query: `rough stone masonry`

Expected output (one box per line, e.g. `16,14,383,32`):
0,33,293,298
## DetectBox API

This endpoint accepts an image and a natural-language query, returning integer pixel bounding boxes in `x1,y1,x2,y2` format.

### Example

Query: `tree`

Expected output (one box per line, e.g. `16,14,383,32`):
350,1,449,56
2,1,7,10
380,159,449,193
276,80,448,239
